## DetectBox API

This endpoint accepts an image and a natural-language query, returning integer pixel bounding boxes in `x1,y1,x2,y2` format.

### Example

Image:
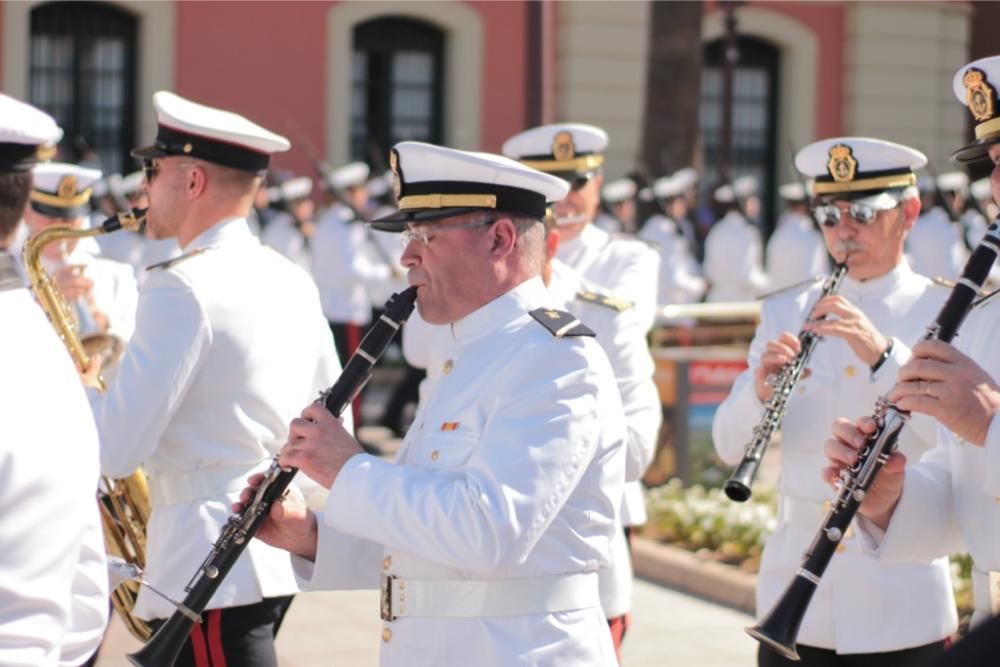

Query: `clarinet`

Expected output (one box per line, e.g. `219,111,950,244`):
127,286,418,667
747,221,1000,661
725,263,849,502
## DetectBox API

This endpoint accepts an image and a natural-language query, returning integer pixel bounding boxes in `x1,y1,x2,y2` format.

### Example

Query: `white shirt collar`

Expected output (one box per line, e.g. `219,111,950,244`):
841,260,914,299
184,216,254,251
450,276,549,346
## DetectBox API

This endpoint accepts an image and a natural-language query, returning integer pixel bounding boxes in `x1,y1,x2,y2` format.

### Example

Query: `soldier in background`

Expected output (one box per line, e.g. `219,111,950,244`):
765,182,830,291
261,175,315,272
595,177,637,234
638,171,706,305
703,175,769,302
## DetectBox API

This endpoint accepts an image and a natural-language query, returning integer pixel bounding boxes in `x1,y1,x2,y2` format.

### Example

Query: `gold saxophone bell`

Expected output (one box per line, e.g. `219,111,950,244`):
23,207,155,641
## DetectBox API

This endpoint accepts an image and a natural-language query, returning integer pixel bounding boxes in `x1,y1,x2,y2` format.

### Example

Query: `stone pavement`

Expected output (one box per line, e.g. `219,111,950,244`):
96,577,757,665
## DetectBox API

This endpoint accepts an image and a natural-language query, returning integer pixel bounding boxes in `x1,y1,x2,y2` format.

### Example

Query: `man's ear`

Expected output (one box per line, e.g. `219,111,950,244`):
188,164,208,199
900,196,921,231
490,217,518,256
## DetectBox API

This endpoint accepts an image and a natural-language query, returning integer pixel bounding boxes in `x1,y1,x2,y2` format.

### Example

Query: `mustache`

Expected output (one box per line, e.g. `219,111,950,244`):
832,240,864,255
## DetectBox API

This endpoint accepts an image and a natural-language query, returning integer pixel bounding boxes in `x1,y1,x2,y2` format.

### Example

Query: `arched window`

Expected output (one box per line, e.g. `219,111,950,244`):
352,17,444,168
29,1,137,174
700,36,780,232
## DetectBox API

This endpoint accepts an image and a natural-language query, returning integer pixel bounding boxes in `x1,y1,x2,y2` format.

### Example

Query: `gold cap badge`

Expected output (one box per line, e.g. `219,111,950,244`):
552,131,576,162
57,175,78,199
827,144,858,183
964,68,996,122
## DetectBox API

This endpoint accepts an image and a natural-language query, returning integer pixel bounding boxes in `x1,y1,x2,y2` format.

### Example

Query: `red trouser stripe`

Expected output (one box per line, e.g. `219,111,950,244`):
207,609,227,667
189,622,211,667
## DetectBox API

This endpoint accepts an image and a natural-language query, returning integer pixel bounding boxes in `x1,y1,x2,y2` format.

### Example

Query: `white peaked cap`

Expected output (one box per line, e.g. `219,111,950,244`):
371,141,569,229
0,93,62,172
971,177,993,202
132,91,290,173
936,171,969,194
501,123,608,178
327,161,370,191
795,137,924,201
29,162,103,218
714,175,758,203
602,178,637,203
778,182,807,202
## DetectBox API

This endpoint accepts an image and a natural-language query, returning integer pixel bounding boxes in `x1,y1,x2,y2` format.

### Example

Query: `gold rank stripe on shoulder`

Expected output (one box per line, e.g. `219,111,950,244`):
528,307,596,338
145,247,208,272
574,289,633,312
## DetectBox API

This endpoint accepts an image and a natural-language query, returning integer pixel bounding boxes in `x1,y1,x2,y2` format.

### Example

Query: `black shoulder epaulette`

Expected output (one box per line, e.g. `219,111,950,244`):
529,308,596,338
575,289,633,312
758,275,824,301
145,247,208,272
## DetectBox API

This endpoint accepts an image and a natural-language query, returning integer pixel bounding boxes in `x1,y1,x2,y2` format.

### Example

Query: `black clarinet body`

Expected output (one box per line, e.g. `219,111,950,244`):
127,286,418,667
725,263,849,502
748,222,1000,660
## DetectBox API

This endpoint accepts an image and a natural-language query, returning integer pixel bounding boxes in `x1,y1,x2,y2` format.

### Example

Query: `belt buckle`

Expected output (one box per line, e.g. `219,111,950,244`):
380,573,397,622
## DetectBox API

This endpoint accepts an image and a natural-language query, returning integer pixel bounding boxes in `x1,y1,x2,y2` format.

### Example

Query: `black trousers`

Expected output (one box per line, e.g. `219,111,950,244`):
759,640,947,667
147,596,294,667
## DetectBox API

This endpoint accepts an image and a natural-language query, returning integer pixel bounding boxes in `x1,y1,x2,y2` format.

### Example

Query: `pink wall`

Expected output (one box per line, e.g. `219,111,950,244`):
176,1,332,178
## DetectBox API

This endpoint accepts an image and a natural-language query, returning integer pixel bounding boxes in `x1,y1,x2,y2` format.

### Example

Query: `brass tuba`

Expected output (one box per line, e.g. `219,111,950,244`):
23,207,155,641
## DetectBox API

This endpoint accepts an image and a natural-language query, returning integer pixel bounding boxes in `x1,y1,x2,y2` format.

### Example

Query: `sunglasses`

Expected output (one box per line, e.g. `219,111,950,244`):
141,159,197,184
401,219,493,246
814,202,897,228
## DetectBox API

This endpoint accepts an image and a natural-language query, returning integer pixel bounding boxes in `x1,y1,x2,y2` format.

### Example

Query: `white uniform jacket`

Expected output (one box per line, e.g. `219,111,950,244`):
765,211,831,292
295,277,625,666
556,223,660,332
0,258,108,666
638,214,707,305
907,207,967,282
261,211,312,273
88,218,344,620
855,296,1000,625
712,261,957,653
703,211,770,302
312,205,388,325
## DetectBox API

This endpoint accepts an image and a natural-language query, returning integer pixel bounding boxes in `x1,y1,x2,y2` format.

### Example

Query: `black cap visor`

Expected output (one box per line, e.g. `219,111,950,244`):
951,130,1000,164
370,206,487,231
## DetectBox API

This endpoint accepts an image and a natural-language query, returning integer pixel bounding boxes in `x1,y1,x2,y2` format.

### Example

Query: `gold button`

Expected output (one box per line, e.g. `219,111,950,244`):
431,450,440,461
443,359,454,374
383,555,391,570
399,592,406,601
398,580,405,590
399,605,406,614
382,628,392,642
836,544,846,553
799,385,806,394
844,365,858,378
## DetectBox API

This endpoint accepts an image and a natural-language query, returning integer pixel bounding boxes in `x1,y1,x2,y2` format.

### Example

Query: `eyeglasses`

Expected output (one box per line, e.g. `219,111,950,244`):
814,202,897,228
141,159,196,184
570,175,593,192
401,219,492,246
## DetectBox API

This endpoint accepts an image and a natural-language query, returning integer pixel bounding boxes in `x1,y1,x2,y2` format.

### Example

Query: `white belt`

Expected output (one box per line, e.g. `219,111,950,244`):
379,572,600,621
971,567,1000,626
148,460,272,506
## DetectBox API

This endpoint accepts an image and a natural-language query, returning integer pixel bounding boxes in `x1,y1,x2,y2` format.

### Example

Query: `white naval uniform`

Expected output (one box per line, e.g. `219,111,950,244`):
703,210,770,302
294,277,624,666
87,217,345,620
638,213,707,305
556,223,660,331
765,211,831,292
261,211,312,273
549,260,661,617
0,254,108,666
712,261,957,653
855,296,1000,627
312,204,389,326
907,207,967,281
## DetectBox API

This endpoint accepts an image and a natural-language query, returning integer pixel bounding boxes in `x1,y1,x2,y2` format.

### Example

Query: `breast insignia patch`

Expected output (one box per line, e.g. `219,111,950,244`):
529,307,596,338
575,289,633,312
145,247,208,272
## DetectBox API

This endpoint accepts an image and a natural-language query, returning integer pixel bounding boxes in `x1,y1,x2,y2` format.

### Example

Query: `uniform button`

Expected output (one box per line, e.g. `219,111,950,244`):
443,359,454,374
383,556,392,570
382,628,392,642
398,580,406,590
431,450,440,461
844,365,857,378
798,385,806,394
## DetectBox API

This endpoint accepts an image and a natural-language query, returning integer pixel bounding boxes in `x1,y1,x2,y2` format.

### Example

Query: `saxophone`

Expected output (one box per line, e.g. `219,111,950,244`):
23,207,156,641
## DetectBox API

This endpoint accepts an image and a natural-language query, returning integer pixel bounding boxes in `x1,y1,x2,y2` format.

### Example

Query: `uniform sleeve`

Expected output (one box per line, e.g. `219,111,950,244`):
59,516,109,666
104,261,139,342
983,414,1000,497
710,299,776,465
89,271,212,478
291,512,382,591
856,429,964,562
324,343,620,574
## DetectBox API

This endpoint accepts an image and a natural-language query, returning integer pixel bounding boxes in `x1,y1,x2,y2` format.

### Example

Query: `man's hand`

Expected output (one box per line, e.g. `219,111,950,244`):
753,332,803,402
803,295,889,367
53,264,93,301
233,474,318,561
822,417,906,530
279,402,364,489
80,355,103,390
889,340,1000,446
